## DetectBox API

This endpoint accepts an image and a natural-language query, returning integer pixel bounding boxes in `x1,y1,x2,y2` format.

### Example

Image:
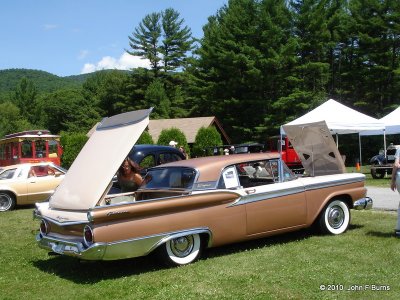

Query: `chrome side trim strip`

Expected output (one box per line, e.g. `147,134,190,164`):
303,177,364,191
230,186,305,206
230,177,364,206
37,227,212,261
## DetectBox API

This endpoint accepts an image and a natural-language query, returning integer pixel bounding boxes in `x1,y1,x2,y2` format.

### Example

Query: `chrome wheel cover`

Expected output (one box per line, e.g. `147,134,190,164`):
170,236,194,258
327,205,345,229
0,193,12,211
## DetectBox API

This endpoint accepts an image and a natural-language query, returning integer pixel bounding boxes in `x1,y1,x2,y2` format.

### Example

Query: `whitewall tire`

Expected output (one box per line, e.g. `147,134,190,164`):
161,233,202,266
319,200,350,235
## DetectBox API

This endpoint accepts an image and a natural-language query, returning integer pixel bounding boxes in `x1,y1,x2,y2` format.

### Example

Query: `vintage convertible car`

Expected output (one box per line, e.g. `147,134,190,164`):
34,110,372,266
0,162,66,211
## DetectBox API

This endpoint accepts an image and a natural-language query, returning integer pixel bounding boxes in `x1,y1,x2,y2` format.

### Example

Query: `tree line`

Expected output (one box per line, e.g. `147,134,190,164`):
1,0,399,148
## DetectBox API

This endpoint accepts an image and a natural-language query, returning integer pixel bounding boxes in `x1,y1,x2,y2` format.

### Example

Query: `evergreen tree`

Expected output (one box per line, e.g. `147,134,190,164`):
191,0,297,141
0,101,31,137
13,77,38,124
161,8,194,72
38,88,100,134
128,12,162,76
144,79,171,118
82,71,132,116
344,0,400,114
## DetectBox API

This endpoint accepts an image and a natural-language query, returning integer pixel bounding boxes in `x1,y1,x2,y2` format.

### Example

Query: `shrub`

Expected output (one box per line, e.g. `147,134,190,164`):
157,127,190,157
192,126,223,157
60,132,88,169
137,130,154,144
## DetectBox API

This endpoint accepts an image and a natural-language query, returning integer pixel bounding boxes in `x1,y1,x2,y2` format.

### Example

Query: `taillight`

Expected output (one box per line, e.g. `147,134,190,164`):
83,225,94,247
39,219,50,235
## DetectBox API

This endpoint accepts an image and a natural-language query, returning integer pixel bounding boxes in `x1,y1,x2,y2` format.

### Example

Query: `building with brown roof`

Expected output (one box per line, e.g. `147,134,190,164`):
148,117,231,145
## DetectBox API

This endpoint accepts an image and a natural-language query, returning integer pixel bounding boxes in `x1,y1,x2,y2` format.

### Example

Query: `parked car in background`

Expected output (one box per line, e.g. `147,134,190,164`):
0,162,66,212
128,144,186,175
34,110,372,266
370,144,400,179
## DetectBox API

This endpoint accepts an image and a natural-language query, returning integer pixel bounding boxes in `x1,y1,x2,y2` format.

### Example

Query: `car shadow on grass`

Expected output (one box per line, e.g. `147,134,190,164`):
32,253,164,283
31,223,363,283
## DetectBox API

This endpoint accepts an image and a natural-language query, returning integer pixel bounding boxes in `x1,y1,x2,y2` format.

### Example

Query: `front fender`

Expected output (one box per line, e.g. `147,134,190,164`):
370,155,385,165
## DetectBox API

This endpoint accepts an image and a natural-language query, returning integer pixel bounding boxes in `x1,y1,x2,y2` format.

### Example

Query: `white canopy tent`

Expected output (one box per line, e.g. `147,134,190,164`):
360,106,400,136
280,99,385,165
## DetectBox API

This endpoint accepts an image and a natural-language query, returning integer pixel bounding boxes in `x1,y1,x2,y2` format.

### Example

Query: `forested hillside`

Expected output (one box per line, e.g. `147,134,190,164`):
0,69,84,96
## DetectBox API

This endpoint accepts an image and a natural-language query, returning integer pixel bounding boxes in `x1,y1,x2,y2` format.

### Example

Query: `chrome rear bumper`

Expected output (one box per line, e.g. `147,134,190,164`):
353,197,373,210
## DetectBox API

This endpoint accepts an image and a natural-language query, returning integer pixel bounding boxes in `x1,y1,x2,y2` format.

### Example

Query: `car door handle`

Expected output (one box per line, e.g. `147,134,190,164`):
245,189,256,194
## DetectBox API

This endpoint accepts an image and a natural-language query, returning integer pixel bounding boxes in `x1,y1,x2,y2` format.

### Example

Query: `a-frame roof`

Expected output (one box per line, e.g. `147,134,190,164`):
148,116,231,144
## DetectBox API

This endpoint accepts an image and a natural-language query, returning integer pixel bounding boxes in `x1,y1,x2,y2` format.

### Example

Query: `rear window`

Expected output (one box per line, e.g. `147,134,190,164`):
142,167,197,190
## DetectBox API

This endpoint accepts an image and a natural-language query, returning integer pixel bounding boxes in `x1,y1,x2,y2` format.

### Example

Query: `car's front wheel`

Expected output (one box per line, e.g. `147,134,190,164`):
0,192,16,212
159,234,203,266
319,200,350,234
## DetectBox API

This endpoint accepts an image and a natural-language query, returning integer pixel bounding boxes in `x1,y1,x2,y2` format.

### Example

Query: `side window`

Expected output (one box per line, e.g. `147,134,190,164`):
282,163,296,182
21,140,33,158
158,153,181,165
236,160,277,188
29,165,52,177
48,140,58,158
139,155,155,169
35,140,46,158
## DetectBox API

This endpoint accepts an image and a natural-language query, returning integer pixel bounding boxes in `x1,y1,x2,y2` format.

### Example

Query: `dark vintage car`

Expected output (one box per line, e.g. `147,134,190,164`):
34,111,372,266
370,144,400,179
128,144,185,175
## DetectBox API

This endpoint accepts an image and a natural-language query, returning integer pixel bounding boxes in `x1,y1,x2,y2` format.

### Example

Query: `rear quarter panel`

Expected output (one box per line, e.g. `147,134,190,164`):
299,174,366,225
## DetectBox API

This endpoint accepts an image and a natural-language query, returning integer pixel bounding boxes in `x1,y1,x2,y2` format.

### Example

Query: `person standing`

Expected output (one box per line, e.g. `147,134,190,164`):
390,148,400,238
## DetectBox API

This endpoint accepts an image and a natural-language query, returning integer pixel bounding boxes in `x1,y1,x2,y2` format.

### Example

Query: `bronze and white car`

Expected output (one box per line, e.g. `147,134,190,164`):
34,110,372,266
0,162,66,212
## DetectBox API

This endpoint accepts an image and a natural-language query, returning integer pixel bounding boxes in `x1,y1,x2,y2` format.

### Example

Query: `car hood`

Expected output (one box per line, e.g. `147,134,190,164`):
282,121,346,176
49,109,152,210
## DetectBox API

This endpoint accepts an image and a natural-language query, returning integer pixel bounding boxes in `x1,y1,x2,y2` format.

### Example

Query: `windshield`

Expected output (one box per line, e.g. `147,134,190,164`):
0,168,16,180
142,167,197,190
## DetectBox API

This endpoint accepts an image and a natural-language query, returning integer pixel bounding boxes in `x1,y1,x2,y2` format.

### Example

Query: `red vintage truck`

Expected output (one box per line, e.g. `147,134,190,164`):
266,135,304,173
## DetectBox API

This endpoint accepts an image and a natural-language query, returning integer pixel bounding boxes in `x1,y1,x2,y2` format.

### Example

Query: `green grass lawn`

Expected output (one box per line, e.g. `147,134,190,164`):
1,208,399,300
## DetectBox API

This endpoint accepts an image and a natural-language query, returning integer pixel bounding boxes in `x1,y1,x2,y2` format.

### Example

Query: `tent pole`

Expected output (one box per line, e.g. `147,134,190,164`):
336,133,339,148
359,133,362,169
279,127,284,182
384,129,387,158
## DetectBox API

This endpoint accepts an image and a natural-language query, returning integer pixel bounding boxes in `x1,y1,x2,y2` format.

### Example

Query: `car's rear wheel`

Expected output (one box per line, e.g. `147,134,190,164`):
159,233,202,266
371,167,385,179
0,192,16,212
319,200,350,234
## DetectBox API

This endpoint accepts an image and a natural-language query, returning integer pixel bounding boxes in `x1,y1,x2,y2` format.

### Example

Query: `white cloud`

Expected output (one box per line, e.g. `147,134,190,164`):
43,24,58,30
78,50,89,60
80,52,151,74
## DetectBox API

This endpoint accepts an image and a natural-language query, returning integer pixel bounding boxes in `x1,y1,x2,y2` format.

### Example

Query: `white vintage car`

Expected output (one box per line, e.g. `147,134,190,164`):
0,162,66,211
34,110,372,266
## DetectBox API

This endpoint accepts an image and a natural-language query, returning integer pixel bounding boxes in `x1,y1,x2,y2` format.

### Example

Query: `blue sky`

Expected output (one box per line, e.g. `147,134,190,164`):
1,0,227,77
